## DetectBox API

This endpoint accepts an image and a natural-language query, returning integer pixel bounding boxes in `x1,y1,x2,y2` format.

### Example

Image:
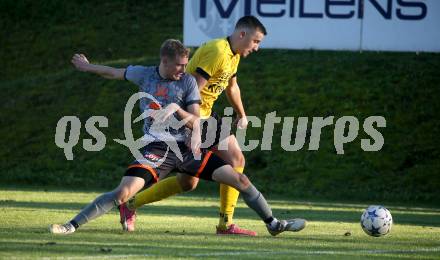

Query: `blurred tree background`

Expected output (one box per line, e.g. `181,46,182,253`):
1,0,439,203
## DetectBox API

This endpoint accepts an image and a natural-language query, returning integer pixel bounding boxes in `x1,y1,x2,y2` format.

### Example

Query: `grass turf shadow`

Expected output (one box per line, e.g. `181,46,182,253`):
2,199,439,227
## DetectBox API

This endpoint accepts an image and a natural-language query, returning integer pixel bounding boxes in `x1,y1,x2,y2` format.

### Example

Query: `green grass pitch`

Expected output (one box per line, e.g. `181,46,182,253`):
0,188,439,259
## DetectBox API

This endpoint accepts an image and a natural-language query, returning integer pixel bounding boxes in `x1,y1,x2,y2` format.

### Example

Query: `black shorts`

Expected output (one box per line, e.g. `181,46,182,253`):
200,112,231,150
124,141,226,184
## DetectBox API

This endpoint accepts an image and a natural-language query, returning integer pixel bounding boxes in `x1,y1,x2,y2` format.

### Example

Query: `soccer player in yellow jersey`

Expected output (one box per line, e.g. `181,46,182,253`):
120,16,267,236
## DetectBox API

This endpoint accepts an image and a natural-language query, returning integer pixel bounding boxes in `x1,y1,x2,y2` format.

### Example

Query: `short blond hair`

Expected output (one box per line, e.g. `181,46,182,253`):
160,39,190,60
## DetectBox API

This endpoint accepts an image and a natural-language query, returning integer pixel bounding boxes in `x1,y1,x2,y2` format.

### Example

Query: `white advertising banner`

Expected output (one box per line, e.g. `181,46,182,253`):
184,0,440,52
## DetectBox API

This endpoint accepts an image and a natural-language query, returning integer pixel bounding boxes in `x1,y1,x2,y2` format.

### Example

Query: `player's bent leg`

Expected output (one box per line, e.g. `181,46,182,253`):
123,174,200,232
210,165,307,236
129,171,197,210
211,165,250,193
114,176,146,205
119,166,157,232
176,173,200,192
215,135,254,235
216,135,245,167
116,176,146,232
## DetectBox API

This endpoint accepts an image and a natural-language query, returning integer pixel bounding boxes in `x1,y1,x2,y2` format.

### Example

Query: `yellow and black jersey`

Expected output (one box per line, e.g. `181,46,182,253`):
187,37,240,118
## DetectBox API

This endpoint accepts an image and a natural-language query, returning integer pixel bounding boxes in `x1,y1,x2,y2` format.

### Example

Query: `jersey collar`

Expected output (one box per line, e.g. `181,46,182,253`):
155,66,169,81
226,37,237,55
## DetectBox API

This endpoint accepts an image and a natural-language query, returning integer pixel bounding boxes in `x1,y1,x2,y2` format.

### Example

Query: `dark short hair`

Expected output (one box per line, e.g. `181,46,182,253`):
160,39,190,59
235,15,267,35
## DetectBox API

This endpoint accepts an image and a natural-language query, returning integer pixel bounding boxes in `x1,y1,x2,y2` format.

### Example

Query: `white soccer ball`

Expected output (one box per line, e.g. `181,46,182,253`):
360,205,393,237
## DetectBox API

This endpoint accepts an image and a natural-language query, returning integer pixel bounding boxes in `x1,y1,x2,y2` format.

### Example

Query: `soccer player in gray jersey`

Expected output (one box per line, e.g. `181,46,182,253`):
49,39,306,236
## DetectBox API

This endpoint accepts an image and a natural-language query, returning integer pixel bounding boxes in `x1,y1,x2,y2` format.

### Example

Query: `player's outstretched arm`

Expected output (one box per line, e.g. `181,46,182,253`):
71,53,126,80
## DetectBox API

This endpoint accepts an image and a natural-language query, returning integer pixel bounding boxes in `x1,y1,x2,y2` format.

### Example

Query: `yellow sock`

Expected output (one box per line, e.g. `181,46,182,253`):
132,176,183,209
218,166,243,230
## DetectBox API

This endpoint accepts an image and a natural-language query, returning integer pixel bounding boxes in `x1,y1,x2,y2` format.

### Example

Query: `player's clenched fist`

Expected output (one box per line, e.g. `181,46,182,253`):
71,54,90,72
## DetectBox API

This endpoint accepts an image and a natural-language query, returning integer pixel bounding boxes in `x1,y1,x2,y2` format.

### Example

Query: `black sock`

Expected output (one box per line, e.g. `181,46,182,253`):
70,220,79,229
264,217,274,224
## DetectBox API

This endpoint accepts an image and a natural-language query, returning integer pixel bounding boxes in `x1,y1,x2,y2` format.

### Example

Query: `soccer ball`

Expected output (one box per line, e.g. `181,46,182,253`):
360,205,392,237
